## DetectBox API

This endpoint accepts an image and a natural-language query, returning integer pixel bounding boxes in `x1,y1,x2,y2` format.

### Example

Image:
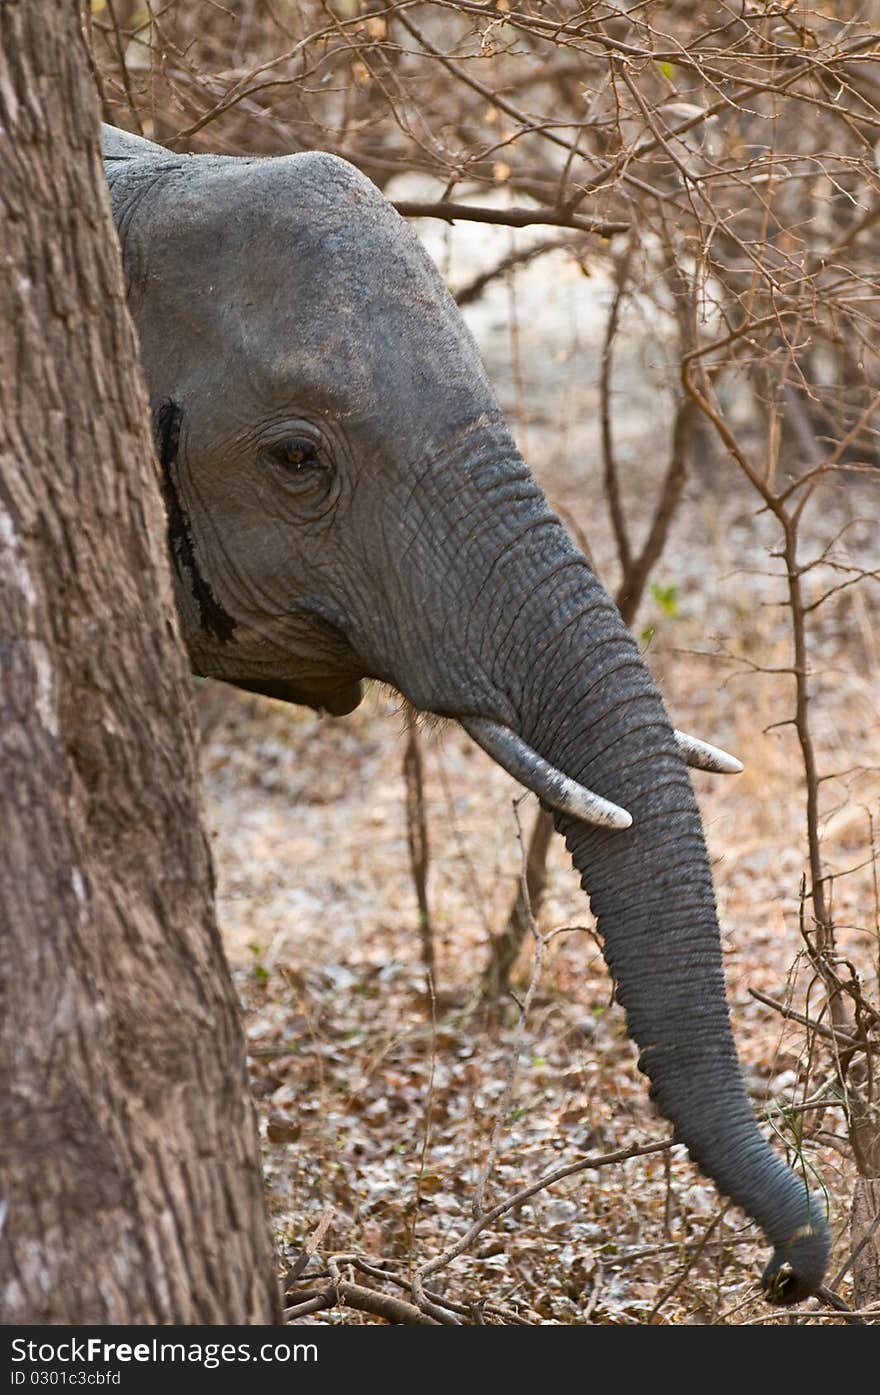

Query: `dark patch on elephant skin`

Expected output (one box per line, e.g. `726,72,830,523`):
155,399,236,644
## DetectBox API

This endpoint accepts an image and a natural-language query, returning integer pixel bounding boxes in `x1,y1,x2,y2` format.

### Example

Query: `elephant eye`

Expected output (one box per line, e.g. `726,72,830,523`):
266,433,337,517
275,438,322,471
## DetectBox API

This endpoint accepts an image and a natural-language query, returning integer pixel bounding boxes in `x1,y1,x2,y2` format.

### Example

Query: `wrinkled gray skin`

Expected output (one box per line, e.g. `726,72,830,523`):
103,125,829,1302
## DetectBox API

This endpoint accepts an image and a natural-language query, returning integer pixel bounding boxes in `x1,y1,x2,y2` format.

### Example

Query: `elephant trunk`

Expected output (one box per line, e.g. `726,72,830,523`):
485,534,829,1301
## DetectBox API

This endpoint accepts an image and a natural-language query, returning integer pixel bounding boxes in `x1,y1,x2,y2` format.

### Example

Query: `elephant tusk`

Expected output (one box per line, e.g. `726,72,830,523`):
462,717,633,830
674,730,744,775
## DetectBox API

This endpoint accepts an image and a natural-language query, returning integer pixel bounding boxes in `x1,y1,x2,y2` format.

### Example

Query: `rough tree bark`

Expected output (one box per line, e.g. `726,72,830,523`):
0,0,281,1322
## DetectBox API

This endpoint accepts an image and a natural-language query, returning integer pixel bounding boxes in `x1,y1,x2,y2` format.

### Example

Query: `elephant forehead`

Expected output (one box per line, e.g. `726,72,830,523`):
127,150,497,442
147,156,481,364
230,193,448,328
162,151,418,278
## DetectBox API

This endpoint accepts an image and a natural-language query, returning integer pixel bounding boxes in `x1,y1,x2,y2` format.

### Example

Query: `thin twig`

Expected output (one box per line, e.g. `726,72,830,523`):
749,988,862,1052
393,200,627,237
472,800,546,1218
412,1136,672,1297
403,712,434,976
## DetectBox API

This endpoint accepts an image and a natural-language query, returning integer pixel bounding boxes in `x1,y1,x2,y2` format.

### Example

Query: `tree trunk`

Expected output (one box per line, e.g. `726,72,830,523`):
850,1112,880,1309
851,1178,880,1309
0,0,280,1323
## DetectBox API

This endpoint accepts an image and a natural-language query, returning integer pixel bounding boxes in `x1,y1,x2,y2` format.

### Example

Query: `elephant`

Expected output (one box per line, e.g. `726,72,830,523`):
102,124,829,1303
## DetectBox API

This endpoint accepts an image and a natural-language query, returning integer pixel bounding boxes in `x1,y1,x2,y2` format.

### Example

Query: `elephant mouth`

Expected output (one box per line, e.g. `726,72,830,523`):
223,674,364,716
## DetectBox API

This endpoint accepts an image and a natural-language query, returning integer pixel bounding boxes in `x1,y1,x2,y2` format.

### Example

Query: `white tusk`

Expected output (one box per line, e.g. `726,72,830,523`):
462,717,633,830
674,730,743,775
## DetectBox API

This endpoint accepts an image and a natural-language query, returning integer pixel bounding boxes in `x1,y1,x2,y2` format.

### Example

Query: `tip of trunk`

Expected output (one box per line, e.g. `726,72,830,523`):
760,1211,831,1304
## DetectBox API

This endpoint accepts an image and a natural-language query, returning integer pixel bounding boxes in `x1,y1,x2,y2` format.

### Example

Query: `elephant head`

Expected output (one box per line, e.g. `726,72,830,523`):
102,125,829,1302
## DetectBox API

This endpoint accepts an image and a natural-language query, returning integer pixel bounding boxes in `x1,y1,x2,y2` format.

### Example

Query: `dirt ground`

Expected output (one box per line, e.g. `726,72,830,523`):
196,218,879,1324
